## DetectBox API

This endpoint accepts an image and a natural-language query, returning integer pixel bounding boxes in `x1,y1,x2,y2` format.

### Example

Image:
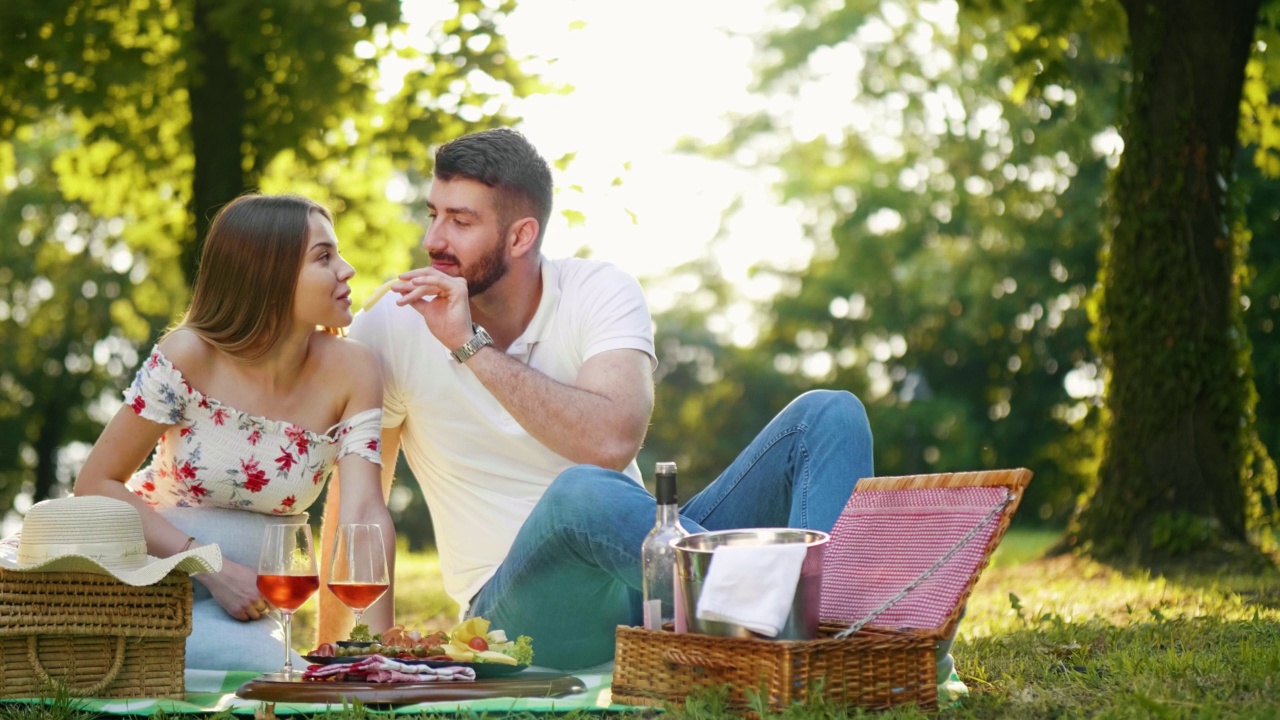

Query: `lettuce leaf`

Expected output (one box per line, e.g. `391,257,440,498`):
501,635,534,666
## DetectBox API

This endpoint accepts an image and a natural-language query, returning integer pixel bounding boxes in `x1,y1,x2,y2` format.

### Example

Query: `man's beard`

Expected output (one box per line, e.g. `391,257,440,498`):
433,232,509,297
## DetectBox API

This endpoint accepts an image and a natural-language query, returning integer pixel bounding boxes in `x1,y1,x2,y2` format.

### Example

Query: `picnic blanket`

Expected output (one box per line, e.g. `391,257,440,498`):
0,668,622,715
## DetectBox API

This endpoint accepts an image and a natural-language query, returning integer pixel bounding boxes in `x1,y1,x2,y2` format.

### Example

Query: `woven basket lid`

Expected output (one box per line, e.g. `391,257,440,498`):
820,468,1031,638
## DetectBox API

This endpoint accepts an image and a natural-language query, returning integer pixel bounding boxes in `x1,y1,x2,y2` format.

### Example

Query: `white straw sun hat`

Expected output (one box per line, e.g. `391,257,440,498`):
0,495,222,585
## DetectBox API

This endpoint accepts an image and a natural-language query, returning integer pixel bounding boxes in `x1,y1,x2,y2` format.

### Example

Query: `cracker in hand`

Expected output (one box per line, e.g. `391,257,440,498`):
362,280,397,312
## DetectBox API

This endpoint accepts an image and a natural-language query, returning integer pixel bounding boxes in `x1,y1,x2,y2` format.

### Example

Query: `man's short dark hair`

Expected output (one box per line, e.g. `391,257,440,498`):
434,128,554,244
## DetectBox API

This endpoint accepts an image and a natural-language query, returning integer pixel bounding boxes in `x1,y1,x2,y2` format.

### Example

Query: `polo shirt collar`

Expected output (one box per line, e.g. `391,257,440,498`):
506,257,559,360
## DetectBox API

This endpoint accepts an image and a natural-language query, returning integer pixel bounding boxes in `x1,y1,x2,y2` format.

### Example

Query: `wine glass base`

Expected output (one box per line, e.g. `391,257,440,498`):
260,668,305,682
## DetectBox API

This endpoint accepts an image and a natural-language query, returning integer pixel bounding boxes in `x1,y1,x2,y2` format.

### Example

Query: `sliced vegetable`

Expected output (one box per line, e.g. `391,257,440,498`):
475,649,517,665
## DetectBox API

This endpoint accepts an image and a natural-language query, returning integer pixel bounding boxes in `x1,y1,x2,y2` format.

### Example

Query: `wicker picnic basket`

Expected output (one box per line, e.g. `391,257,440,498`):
0,569,192,699
612,468,1032,713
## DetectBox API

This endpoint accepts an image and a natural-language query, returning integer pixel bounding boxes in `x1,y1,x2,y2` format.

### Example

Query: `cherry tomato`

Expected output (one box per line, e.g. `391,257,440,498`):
468,636,489,651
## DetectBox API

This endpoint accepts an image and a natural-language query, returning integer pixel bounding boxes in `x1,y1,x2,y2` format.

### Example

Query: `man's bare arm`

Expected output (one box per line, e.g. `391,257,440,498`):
391,265,654,470
463,347,654,471
376,426,401,503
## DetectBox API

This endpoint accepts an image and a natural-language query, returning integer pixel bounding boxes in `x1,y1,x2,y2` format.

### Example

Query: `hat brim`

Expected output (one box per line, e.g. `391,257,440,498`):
0,542,222,586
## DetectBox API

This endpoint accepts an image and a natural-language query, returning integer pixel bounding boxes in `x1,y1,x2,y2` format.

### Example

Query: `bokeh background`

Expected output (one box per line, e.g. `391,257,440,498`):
2,0,1278,563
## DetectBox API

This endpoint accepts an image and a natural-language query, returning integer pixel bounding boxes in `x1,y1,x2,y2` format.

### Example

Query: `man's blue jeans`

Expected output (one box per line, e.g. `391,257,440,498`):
468,389,958,677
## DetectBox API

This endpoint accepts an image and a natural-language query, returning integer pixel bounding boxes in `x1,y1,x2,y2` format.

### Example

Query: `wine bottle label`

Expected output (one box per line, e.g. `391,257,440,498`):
643,598,662,631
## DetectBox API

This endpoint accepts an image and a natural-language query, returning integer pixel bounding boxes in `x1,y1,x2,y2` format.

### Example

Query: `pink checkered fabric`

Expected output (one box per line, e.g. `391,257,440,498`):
820,485,1008,630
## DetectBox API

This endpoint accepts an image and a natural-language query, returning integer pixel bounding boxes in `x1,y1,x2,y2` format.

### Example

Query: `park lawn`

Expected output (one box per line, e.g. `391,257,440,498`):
3,529,1276,719
334,529,1279,718
950,549,1280,718
268,529,1280,718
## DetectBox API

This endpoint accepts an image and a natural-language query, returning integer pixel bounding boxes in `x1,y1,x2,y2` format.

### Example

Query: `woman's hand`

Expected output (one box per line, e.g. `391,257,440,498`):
196,557,272,622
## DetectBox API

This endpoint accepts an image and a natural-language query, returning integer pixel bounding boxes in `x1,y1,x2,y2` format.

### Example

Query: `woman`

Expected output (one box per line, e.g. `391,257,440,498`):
74,193,395,673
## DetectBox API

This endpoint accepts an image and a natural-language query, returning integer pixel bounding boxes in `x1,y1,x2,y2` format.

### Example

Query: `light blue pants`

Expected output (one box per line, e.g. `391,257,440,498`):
162,507,307,673
467,390,956,677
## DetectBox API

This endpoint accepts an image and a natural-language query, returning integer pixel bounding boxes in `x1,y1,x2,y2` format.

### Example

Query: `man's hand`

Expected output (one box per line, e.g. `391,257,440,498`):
394,268,476,352
196,558,272,622
384,260,654,470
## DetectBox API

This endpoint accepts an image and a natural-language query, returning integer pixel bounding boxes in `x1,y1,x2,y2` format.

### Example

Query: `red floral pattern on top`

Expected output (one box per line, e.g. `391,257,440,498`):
122,347,383,514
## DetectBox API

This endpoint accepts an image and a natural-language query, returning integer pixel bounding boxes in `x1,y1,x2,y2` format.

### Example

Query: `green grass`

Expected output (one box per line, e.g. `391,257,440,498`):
986,527,1060,568
279,528,1280,718
4,529,1277,719
952,552,1280,718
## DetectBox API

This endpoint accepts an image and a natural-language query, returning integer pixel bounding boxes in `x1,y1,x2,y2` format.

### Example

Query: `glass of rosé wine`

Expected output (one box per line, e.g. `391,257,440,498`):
257,522,320,678
327,523,390,627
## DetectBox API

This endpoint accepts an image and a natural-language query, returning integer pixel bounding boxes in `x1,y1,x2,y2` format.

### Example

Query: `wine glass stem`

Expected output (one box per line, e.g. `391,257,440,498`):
282,611,294,674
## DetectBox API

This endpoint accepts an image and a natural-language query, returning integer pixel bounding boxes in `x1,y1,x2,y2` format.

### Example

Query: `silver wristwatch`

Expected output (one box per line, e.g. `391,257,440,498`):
450,324,493,364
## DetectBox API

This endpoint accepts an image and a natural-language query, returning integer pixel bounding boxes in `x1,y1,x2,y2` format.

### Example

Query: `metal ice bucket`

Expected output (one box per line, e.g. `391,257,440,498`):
673,528,829,640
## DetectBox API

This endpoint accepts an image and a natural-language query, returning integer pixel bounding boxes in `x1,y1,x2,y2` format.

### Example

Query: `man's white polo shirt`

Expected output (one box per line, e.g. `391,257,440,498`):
348,256,657,610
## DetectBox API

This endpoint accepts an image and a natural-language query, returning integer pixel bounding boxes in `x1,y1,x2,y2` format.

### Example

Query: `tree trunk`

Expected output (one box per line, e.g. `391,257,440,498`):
184,0,248,285
31,332,75,503
31,394,69,503
1072,0,1272,560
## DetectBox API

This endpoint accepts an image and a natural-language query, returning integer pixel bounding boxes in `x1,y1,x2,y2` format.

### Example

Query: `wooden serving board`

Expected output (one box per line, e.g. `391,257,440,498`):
235,671,586,705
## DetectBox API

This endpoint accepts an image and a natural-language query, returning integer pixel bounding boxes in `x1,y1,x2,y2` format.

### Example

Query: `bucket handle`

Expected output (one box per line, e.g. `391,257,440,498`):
662,648,736,670
27,635,126,696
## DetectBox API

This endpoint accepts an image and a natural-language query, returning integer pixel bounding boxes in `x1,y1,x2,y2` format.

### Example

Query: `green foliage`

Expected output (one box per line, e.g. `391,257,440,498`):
1240,3,1280,177
1069,0,1278,559
642,254,807,500
1150,512,1221,556
1238,161,1280,533
0,0,544,285
950,0,1280,557
957,0,1129,101
655,0,1280,551
0,121,173,509
1237,18,1280,537
666,0,1122,522
0,1,543,509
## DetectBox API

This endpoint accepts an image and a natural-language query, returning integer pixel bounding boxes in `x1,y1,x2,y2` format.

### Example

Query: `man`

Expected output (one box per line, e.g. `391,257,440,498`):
320,128,881,672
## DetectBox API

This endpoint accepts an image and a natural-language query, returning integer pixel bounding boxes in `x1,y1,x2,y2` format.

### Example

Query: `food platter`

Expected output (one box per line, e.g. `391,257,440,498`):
302,654,528,678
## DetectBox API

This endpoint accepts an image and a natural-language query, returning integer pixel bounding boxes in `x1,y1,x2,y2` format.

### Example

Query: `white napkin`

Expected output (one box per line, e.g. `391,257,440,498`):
695,543,807,638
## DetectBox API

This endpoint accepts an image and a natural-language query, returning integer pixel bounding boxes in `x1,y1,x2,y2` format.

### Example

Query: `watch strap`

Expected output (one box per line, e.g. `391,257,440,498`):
451,324,493,364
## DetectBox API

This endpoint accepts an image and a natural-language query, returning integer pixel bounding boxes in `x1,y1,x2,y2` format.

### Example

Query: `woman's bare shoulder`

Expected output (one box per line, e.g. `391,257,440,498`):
310,333,383,413
155,327,216,374
311,332,378,365
310,333,382,386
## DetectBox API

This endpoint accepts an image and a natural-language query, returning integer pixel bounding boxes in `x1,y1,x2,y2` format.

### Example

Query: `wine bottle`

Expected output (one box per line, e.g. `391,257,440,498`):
641,461,688,631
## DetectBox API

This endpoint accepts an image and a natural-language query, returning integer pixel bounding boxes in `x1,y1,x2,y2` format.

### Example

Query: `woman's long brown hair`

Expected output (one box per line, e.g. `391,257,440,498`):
176,193,334,361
